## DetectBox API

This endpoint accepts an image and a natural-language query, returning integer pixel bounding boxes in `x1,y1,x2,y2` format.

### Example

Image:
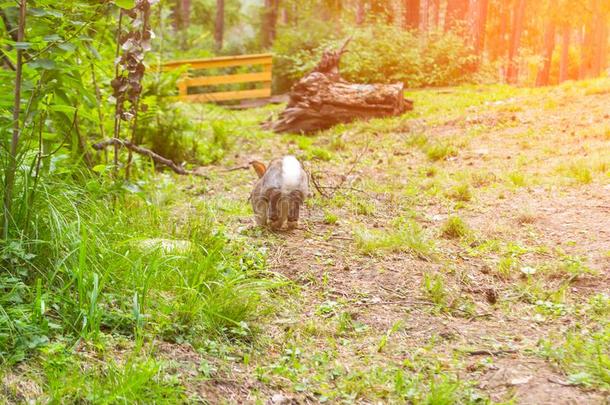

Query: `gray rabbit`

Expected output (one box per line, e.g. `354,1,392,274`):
249,156,309,231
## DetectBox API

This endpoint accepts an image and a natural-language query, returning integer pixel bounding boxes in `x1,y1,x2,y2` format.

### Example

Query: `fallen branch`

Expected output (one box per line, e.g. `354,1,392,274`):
464,349,518,356
92,138,201,176
223,164,250,172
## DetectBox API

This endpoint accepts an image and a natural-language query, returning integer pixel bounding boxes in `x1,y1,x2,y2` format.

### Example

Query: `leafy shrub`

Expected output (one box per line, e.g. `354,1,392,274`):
136,70,200,165
272,25,479,93
271,19,337,93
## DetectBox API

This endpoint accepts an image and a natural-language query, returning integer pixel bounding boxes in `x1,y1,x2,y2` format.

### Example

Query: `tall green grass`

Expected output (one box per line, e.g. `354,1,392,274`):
0,174,270,366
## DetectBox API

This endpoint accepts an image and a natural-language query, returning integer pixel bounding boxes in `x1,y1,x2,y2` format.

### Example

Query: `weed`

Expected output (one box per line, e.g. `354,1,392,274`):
354,221,434,259
199,120,235,164
516,210,537,225
308,147,333,161
323,211,339,225
540,324,610,389
330,134,347,151
441,216,470,239
445,183,472,202
377,321,403,352
471,171,496,187
560,163,593,184
508,171,527,187
38,343,186,403
497,255,518,278
425,143,458,161
558,255,597,278
406,133,429,148
422,273,447,309
353,198,375,216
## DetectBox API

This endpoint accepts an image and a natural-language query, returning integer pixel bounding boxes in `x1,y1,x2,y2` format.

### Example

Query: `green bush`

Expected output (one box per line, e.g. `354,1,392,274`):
136,70,200,165
272,25,479,93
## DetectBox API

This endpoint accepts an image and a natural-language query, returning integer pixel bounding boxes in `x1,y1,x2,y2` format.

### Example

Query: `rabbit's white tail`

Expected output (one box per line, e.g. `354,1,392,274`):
281,155,303,193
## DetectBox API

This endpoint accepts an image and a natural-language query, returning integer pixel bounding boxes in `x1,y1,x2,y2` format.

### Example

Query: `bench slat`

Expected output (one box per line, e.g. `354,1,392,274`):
177,88,272,103
164,54,272,71
183,71,272,87
165,54,273,102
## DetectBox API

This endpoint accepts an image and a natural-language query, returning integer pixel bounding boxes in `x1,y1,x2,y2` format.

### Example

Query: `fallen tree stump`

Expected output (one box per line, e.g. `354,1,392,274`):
263,40,413,134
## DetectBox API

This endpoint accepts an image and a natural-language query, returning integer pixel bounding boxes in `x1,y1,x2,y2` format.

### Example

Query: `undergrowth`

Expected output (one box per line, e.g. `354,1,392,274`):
0,173,271,378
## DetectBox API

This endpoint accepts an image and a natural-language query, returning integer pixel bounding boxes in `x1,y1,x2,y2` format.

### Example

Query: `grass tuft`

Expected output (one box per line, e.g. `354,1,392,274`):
440,216,470,239
445,183,472,202
425,143,458,161
354,220,434,259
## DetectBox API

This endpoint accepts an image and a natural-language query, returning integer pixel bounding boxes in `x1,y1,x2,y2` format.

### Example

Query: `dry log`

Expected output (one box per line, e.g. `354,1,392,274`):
263,40,413,134
92,138,202,176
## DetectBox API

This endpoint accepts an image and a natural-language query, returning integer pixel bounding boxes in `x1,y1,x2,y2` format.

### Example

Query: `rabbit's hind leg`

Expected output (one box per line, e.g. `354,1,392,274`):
286,190,304,230
252,195,269,227
267,188,284,230
254,202,268,226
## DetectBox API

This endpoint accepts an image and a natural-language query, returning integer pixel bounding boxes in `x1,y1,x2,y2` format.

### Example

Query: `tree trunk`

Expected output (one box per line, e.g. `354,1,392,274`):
263,41,413,134
593,10,607,76
404,0,420,30
599,19,608,73
431,0,440,28
444,0,468,32
322,0,342,20
536,16,556,86
371,0,393,23
180,0,190,50
491,0,510,61
261,0,279,48
356,0,365,25
579,0,600,79
421,0,429,32
181,0,190,27
214,0,224,52
506,0,527,84
474,0,489,56
559,25,570,83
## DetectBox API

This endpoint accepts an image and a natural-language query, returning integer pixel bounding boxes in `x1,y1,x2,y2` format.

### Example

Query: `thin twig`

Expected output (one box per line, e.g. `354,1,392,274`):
223,164,250,172
464,349,518,356
309,136,371,199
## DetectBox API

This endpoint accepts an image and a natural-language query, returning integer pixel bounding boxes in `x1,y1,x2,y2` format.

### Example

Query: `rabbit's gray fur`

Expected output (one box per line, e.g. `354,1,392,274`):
250,156,309,231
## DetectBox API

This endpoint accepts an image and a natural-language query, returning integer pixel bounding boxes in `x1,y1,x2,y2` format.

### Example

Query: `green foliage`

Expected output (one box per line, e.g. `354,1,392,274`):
0,176,269,364
40,343,186,403
273,25,479,93
541,323,610,389
137,70,200,164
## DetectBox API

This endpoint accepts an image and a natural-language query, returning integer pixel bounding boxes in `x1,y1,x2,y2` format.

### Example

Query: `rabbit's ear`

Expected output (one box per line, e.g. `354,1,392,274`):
250,160,267,178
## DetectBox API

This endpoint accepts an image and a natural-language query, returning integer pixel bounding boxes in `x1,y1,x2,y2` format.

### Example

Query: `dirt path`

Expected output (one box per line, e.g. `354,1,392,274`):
176,83,610,404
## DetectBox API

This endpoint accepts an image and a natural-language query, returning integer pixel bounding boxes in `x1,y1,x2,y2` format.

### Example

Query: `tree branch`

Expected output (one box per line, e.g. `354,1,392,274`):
91,138,203,177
